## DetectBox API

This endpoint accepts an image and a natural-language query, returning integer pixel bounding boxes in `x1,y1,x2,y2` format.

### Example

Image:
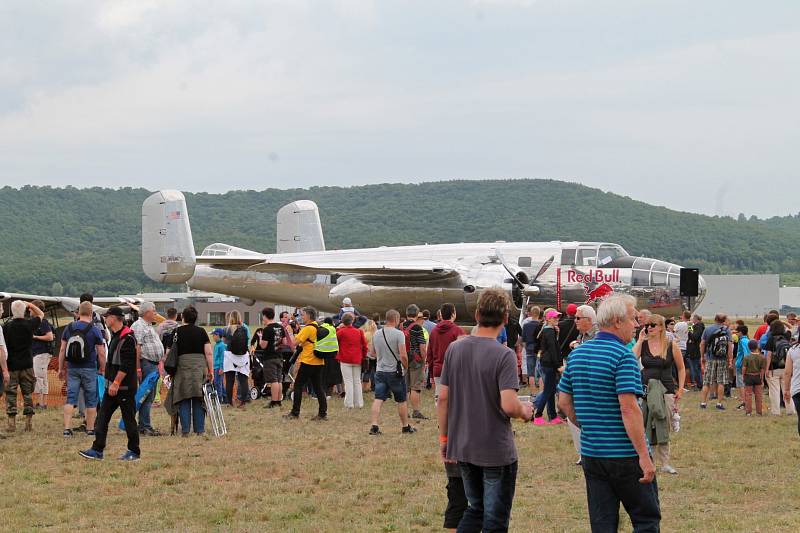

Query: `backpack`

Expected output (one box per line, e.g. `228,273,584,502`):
65,322,92,364
229,326,249,355
708,327,730,360
402,320,424,369
771,336,790,369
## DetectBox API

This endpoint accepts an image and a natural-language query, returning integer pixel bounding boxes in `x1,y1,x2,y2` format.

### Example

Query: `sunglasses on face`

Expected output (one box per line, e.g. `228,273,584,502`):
646,323,659,329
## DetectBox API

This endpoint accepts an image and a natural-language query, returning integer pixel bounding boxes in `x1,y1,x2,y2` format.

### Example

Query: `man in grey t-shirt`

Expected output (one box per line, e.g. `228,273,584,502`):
369,309,416,436
437,289,532,532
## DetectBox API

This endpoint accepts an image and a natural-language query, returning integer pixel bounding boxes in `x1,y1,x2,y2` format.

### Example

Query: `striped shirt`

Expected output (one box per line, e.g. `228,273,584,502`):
557,331,644,458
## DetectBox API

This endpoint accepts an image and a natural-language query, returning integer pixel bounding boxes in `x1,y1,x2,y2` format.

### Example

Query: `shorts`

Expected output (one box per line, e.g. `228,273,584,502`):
66,366,99,408
406,365,425,392
703,359,729,386
261,358,283,383
33,353,51,394
444,475,468,529
374,371,407,403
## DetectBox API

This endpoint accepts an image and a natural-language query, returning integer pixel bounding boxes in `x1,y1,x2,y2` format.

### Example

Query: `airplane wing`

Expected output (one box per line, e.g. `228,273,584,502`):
195,254,461,280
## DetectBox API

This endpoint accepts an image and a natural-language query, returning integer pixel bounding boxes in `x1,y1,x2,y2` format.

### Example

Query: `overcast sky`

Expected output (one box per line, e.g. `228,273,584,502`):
1,1,797,218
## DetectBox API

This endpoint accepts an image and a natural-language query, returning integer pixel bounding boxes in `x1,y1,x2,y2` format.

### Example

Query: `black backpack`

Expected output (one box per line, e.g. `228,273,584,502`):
229,326,249,355
65,322,92,364
708,328,730,360
771,337,791,369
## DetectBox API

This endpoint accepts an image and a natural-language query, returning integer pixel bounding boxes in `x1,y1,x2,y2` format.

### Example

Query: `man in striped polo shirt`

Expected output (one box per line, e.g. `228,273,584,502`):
558,294,660,533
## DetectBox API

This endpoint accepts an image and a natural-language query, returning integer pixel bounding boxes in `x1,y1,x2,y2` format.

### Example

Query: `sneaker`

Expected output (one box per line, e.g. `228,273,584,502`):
700,403,707,409
736,402,745,410
746,413,752,417
139,427,161,437
86,430,96,437
402,425,417,434
716,403,725,411
310,415,328,421
549,417,564,425
118,450,140,461
79,448,103,460
533,417,548,426
411,411,429,420
283,413,299,420
661,465,678,475
63,429,74,438
369,425,382,436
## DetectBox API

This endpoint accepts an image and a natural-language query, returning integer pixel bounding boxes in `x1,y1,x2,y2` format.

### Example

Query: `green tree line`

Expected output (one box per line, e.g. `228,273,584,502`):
1,180,797,295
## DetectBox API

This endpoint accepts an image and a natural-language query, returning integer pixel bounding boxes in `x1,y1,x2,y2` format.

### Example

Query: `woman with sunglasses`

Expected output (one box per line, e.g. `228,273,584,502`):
633,314,686,475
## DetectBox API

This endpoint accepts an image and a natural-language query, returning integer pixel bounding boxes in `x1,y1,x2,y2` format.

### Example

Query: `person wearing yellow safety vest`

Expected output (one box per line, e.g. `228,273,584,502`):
318,318,342,394
285,307,328,421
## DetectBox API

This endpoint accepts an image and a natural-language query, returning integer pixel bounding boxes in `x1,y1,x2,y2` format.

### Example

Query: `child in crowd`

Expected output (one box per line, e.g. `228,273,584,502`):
735,325,749,409
212,328,227,403
741,339,766,416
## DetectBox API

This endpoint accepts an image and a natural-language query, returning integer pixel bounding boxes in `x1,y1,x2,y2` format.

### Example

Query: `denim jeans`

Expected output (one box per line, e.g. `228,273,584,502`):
457,461,517,533
581,455,661,533
138,359,159,430
793,393,800,437
178,398,205,435
534,366,557,419
213,371,226,403
687,358,702,389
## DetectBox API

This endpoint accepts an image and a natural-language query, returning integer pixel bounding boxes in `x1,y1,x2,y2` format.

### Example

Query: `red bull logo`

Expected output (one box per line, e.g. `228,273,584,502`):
567,269,620,284
584,283,615,303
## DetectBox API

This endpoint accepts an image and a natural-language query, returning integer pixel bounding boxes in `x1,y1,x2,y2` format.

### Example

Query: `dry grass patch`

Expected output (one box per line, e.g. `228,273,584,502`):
0,390,798,532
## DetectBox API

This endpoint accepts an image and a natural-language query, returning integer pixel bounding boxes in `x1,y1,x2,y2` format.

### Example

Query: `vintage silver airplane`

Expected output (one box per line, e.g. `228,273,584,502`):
142,191,706,321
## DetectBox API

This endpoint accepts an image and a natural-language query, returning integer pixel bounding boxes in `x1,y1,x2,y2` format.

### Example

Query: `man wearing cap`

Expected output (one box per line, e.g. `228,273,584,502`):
130,301,165,436
558,303,580,363
80,307,140,461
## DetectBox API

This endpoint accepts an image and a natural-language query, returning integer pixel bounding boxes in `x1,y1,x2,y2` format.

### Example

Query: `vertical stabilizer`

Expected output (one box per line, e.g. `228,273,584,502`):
276,200,326,254
142,190,196,284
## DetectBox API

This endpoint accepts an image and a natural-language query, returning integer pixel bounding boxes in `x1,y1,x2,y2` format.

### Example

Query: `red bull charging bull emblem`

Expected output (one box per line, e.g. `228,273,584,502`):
584,283,615,304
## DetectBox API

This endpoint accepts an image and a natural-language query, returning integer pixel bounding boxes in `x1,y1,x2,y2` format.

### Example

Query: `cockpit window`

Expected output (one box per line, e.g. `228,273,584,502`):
598,245,624,266
632,257,654,271
561,248,575,266
632,269,650,286
651,271,667,287
576,247,598,266
518,256,532,268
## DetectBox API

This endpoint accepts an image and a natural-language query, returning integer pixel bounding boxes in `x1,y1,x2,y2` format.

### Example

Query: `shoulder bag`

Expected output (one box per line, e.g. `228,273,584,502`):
381,330,404,378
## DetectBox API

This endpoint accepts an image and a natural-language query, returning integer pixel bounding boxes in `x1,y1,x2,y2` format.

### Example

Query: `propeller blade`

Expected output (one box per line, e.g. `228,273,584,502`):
531,255,555,284
495,250,526,289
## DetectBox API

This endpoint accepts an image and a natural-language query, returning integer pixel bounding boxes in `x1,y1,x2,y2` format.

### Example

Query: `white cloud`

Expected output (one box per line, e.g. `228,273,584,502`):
0,1,797,218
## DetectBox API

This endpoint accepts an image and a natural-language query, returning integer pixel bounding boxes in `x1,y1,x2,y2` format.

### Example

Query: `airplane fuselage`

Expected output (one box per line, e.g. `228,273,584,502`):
187,241,704,320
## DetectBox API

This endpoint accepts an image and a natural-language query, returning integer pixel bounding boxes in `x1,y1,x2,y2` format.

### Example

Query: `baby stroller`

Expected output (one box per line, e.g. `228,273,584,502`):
249,350,270,400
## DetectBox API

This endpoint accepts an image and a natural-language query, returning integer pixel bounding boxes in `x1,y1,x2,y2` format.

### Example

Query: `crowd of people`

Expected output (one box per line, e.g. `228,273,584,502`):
2,293,800,531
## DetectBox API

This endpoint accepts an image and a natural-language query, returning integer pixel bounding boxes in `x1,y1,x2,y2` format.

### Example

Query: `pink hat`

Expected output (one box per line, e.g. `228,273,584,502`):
545,309,561,319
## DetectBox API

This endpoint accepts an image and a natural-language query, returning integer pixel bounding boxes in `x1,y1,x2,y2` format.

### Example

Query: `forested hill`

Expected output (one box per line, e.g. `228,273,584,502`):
1,180,799,295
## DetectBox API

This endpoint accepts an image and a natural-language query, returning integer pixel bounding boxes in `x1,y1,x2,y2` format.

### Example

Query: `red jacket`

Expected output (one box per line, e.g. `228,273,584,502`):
336,325,367,365
428,320,464,378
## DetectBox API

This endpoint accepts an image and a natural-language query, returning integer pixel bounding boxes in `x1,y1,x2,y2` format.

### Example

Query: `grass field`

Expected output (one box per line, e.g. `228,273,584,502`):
0,387,798,532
